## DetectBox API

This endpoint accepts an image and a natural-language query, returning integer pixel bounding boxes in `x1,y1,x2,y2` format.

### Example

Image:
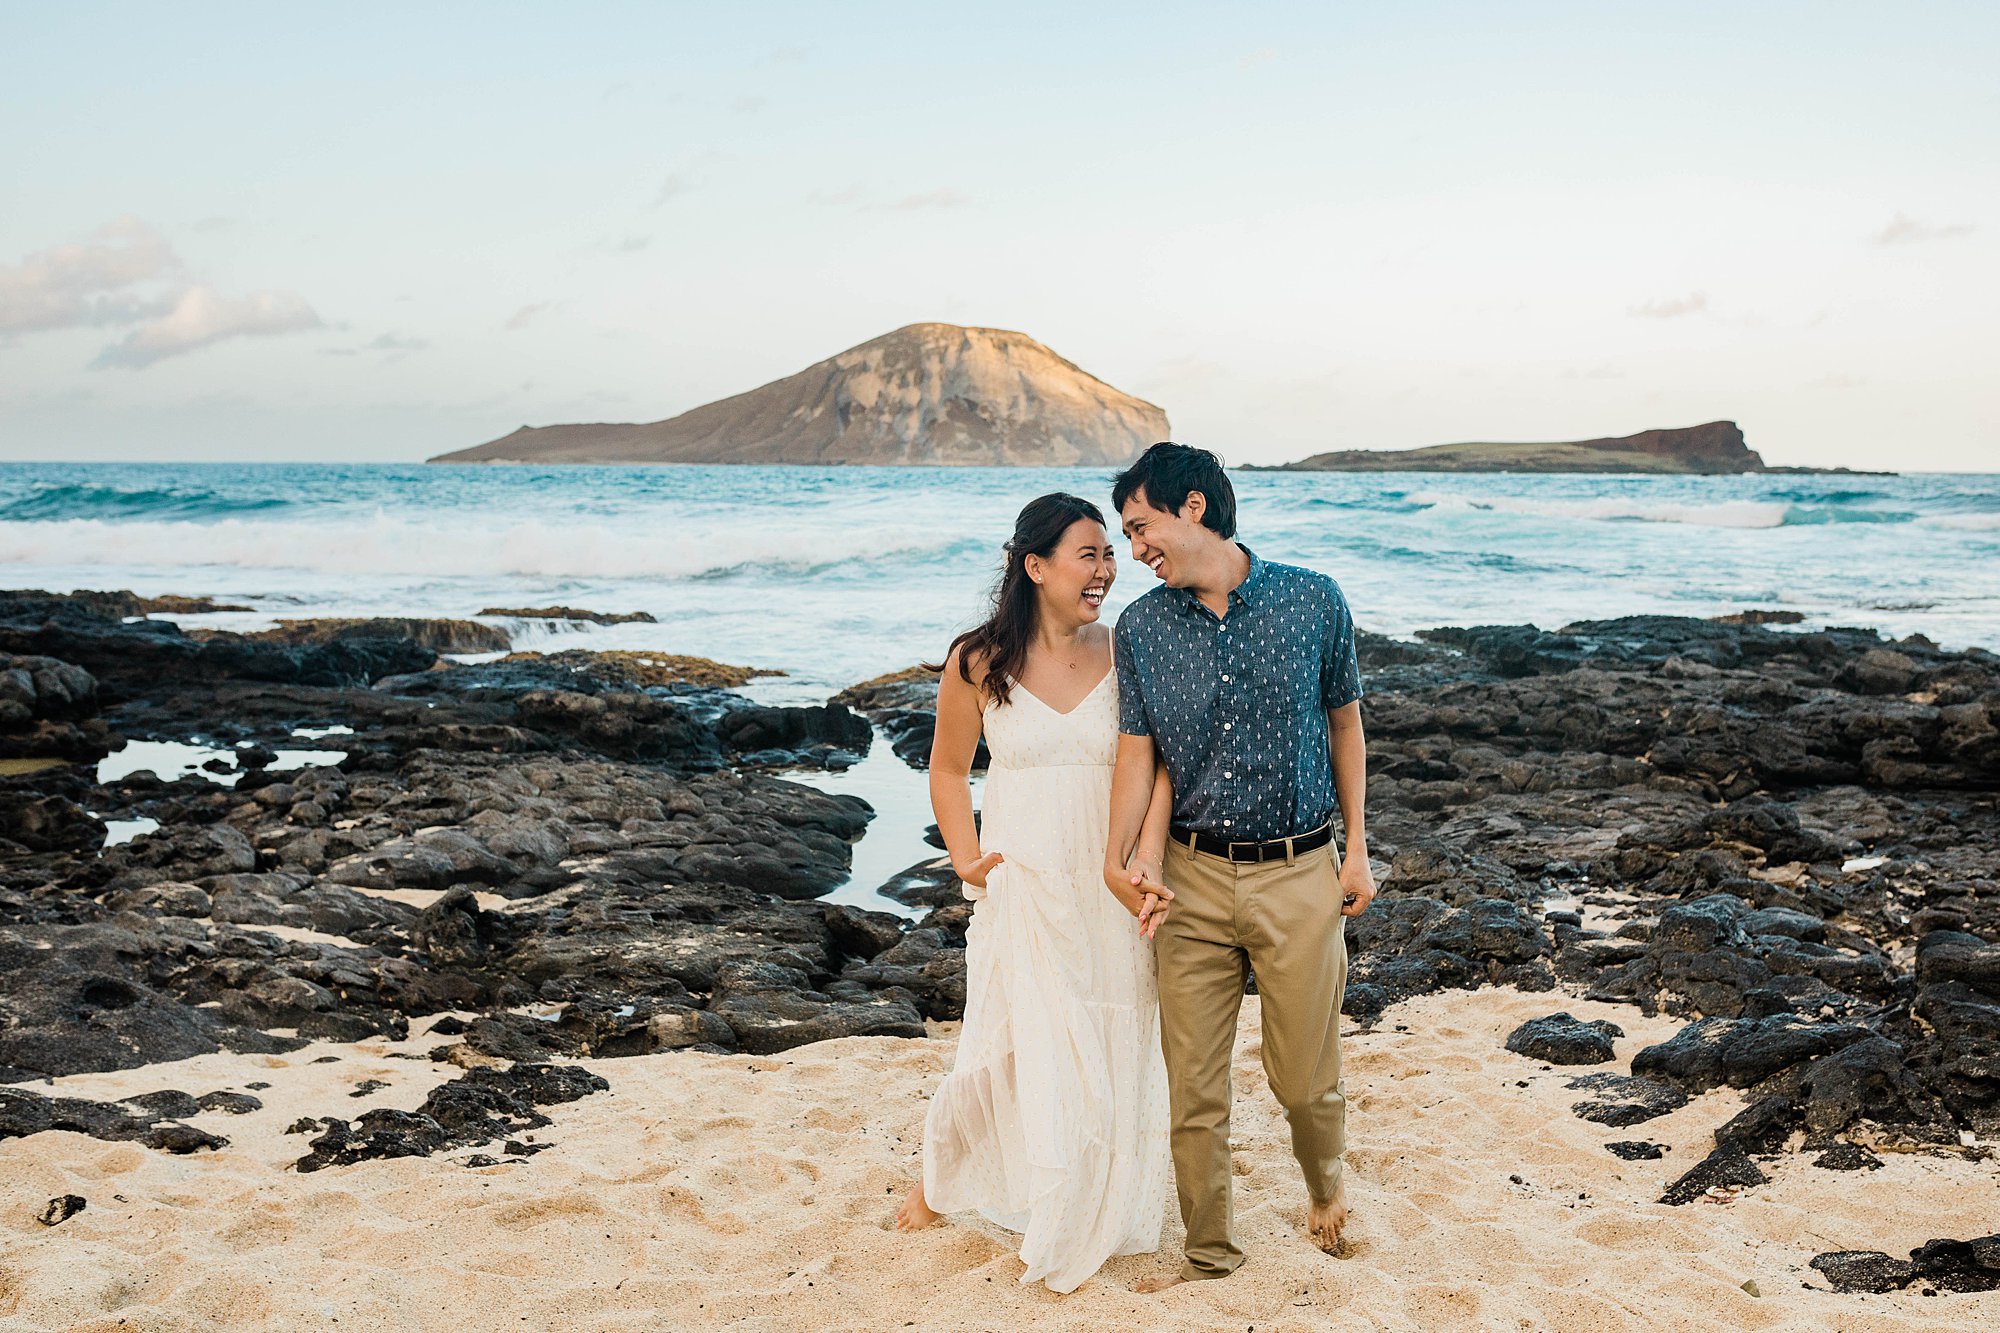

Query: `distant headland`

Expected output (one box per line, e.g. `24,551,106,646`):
1258,421,1890,476
429,323,1166,468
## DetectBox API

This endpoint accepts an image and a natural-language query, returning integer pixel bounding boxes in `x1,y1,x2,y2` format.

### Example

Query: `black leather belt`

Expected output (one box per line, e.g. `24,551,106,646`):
1170,822,1334,863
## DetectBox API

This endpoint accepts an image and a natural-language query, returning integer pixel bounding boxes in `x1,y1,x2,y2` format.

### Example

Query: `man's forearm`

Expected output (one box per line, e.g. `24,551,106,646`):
1329,706,1367,854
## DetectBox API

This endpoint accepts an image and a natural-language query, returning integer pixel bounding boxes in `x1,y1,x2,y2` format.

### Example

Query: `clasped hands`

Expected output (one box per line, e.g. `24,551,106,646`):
1101,850,1378,939
1104,858,1173,939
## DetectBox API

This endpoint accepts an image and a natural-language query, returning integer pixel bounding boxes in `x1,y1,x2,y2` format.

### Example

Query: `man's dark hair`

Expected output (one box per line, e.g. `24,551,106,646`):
1111,441,1236,539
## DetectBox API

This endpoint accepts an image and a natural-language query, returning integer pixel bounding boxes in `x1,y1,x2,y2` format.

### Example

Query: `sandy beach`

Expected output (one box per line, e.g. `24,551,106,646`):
5,984,1994,1332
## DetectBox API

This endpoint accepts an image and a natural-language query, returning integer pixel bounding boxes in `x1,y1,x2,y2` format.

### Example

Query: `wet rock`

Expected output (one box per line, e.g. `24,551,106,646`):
714,702,870,766
0,591,436,689
97,823,257,888
328,830,521,893
1505,1012,1623,1065
877,855,964,910
478,607,658,627
833,666,987,771
840,903,969,1021
105,881,212,918
0,921,303,1081
0,654,111,760
235,617,510,654
0,788,104,855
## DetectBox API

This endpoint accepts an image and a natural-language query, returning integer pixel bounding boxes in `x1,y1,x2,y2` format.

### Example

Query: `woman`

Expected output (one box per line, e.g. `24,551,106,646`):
894,492,1175,1293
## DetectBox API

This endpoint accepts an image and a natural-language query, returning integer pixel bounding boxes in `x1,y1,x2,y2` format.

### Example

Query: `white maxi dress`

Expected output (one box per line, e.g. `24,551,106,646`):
919,667,1170,1293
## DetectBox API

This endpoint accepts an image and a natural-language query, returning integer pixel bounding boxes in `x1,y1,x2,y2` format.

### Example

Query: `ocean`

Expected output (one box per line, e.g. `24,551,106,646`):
2,463,1995,699
4,460,1997,912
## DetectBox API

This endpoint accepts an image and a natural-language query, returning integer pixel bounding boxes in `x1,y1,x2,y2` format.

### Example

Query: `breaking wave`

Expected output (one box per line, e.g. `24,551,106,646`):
0,513,965,582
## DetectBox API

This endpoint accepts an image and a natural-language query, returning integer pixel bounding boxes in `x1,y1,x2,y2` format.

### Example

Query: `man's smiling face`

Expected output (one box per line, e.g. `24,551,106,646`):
1119,485,1210,588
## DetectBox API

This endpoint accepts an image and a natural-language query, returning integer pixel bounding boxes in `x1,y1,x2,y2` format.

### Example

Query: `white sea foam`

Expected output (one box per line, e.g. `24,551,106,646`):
1929,511,2000,531
0,512,948,581
1406,491,1791,528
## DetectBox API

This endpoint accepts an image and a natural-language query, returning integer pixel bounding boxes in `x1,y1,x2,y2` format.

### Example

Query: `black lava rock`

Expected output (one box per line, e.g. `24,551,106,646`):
1659,1144,1768,1205
36,1194,86,1226
1605,1141,1665,1160
1505,1012,1623,1065
1567,1072,1690,1126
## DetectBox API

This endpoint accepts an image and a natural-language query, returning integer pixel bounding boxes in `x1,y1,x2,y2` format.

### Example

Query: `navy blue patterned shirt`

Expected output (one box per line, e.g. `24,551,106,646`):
1114,545,1362,841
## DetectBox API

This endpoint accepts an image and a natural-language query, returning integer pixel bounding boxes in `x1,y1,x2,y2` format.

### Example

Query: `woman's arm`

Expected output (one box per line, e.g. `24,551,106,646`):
929,648,1001,888
1132,761,1175,936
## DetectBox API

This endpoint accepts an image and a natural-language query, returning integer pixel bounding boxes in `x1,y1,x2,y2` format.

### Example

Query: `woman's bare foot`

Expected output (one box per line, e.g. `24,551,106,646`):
895,1182,941,1231
1133,1273,1185,1294
1306,1184,1350,1254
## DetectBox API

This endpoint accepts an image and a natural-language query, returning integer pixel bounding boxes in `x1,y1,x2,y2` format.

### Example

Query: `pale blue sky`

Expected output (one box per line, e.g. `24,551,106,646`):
2,1,1994,468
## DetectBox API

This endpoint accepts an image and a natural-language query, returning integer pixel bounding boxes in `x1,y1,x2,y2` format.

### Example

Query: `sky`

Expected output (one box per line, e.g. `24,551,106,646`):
1,1,1994,470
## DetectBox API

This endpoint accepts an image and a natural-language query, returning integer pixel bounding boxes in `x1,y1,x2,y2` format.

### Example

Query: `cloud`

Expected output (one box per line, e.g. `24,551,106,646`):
656,173,692,205
609,234,651,254
886,188,971,211
91,285,321,369
808,183,867,207
732,95,768,114
504,302,552,330
322,332,429,359
1871,213,1975,245
1236,49,1277,72
0,216,180,333
1628,291,1708,319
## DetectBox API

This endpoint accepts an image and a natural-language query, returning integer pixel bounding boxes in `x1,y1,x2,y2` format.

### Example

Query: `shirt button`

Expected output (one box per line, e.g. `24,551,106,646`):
1221,674,1230,682
1222,722,1232,730
1223,819,1232,827
1223,771,1233,779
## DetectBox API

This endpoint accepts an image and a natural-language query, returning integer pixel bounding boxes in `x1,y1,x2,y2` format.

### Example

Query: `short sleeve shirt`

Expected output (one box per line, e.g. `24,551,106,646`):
1113,545,1362,841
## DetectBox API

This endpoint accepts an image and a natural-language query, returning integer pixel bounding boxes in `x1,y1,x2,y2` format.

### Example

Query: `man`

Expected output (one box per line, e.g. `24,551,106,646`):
1102,441,1373,1289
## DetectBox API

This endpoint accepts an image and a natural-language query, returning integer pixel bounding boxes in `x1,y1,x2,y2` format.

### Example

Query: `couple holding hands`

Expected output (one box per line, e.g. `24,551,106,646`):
894,442,1375,1293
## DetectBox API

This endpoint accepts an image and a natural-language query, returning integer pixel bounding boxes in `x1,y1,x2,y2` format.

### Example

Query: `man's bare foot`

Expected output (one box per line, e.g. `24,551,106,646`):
895,1182,941,1231
1132,1273,1185,1294
1307,1184,1350,1254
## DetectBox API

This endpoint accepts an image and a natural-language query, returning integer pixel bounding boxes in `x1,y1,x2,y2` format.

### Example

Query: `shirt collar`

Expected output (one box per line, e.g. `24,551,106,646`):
1232,544,1267,606
1172,543,1264,614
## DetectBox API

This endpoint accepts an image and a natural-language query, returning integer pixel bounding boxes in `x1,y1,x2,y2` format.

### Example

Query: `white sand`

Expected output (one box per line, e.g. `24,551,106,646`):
3,987,1995,1332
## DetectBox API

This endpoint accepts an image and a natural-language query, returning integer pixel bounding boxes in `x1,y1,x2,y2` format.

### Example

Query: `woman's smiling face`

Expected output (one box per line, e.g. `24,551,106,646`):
1028,517,1117,622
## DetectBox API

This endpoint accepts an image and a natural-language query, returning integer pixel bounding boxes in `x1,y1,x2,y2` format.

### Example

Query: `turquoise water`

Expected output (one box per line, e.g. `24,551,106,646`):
1,463,1996,700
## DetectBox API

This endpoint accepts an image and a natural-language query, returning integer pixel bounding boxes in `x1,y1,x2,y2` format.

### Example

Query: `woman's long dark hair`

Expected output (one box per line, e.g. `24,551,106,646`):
926,492,1105,706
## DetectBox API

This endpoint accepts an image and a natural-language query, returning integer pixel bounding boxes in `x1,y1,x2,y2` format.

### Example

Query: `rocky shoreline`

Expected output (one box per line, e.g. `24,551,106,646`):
2,590,1995,1291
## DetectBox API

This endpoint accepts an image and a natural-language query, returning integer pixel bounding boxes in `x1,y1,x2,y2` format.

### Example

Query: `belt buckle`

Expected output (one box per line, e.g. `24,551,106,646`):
1226,837,1260,862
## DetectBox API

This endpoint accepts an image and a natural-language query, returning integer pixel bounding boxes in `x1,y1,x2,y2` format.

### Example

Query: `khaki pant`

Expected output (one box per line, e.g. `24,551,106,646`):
1157,838,1348,1280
